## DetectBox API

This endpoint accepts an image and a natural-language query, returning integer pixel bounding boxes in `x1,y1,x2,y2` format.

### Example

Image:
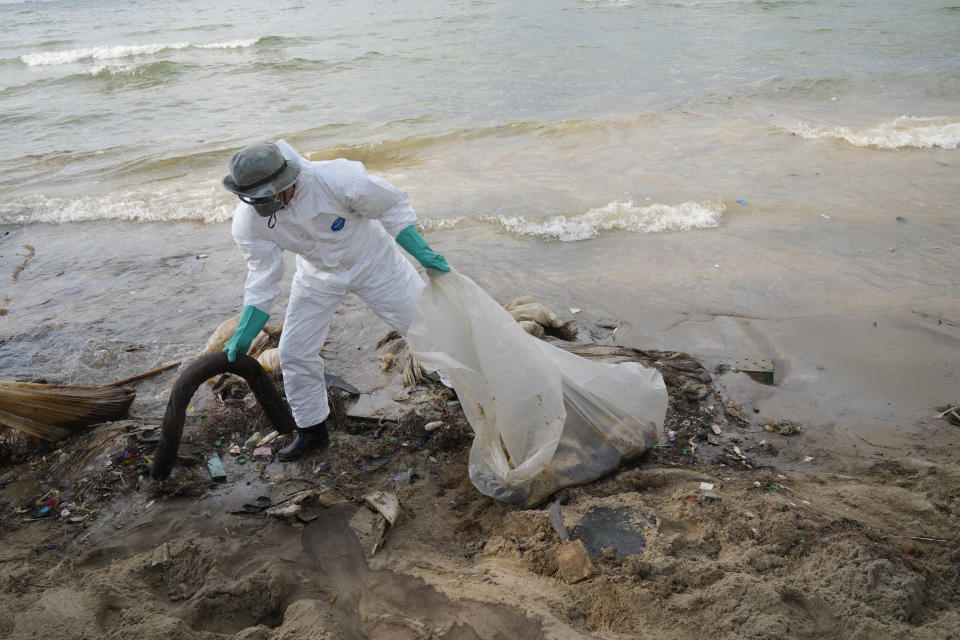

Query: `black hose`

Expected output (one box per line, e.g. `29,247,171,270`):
151,352,295,480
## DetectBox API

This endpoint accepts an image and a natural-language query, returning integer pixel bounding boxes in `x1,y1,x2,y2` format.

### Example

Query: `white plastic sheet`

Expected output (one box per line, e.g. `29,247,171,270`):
408,270,667,506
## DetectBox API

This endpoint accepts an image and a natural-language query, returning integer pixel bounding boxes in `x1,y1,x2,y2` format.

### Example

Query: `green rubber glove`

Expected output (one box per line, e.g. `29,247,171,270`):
224,305,270,362
395,225,450,272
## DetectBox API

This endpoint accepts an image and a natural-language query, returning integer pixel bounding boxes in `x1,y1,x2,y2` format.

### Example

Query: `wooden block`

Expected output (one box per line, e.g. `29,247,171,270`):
556,539,595,584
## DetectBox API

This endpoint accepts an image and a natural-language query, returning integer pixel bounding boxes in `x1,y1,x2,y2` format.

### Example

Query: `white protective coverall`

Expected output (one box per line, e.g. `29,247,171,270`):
231,140,425,428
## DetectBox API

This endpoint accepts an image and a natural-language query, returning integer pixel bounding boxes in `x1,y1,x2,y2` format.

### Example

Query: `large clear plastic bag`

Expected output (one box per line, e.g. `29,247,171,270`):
408,270,667,506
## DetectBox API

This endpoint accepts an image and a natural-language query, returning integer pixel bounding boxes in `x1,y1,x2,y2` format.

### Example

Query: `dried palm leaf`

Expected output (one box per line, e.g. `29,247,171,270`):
0,382,135,441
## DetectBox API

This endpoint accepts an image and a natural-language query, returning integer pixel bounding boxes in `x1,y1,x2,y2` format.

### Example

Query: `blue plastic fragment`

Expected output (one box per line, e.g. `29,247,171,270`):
39,506,51,516
736,199,746,205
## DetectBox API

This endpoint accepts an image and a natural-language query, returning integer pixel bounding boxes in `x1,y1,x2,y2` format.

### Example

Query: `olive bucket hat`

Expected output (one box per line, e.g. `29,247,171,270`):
222,141,300,199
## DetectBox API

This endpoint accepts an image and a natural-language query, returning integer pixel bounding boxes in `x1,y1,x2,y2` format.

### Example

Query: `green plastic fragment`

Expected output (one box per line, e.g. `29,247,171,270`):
207,453,226,482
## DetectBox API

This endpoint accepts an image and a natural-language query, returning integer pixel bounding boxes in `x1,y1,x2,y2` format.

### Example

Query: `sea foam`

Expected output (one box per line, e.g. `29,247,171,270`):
20,39,259,66
1,186,234,226
789,116,960,150
423,200,725,241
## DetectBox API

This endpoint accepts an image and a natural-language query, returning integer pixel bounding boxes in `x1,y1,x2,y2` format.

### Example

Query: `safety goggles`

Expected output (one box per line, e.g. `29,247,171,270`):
238,193,287,226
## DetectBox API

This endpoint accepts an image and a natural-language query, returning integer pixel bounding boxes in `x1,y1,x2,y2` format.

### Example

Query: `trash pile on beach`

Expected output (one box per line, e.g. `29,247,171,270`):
1,297,959,640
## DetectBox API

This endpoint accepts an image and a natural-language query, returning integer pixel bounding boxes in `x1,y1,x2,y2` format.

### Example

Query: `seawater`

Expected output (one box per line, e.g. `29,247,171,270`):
0,0,958,419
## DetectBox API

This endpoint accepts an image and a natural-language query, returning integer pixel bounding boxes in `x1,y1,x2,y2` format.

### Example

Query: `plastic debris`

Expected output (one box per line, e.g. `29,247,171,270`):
256,431,279,447
736,199,746,205
388,468,415,485
363,491,400,555
424,421,443,432
821,213,831,219
243,432,262,450
360,456,391,472
896,216,906,223
252,446,273,459
206,453,226,482
699,482,715,491
549,500,568,541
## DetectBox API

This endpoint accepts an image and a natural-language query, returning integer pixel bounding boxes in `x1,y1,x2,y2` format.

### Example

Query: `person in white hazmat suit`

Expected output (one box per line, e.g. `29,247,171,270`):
221,139,449,461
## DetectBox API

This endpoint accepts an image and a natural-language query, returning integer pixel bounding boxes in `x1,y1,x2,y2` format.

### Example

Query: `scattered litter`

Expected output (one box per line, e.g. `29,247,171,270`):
388,468,416,485
711,424,722,435
232,496,272,515
256,431,279,447
195,254,208,260
802,456,814,463
378,353,395,371
206,453,226,482
424,421,443,432
699,482,715,491
252,446,273,459
570,308,582,314
548,500,568,541
896,216,906,223
765,421,801,435
243,432,262,450
363,491,400,555
360,456,391,472
935,405,959,426
736,199,746,205
821,213,831,219
229,444,241,455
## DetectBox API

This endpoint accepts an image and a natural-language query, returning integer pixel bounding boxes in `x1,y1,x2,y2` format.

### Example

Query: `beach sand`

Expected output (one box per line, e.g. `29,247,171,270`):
1,291,958,639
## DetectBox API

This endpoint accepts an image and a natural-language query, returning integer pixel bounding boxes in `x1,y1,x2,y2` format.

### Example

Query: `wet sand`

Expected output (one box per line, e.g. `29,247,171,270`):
1,281,959,638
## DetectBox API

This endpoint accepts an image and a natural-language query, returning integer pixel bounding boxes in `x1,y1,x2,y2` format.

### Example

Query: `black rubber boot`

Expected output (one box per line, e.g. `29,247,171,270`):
277,422,329,461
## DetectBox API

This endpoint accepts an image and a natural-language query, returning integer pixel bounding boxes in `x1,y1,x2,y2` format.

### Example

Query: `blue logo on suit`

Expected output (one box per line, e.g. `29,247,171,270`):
331,217,346,231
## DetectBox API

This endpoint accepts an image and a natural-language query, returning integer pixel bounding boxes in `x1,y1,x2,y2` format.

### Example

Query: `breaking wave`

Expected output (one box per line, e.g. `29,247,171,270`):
422,200,725,241
20,39,260,66
0,186,235,226
788,116,960,150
